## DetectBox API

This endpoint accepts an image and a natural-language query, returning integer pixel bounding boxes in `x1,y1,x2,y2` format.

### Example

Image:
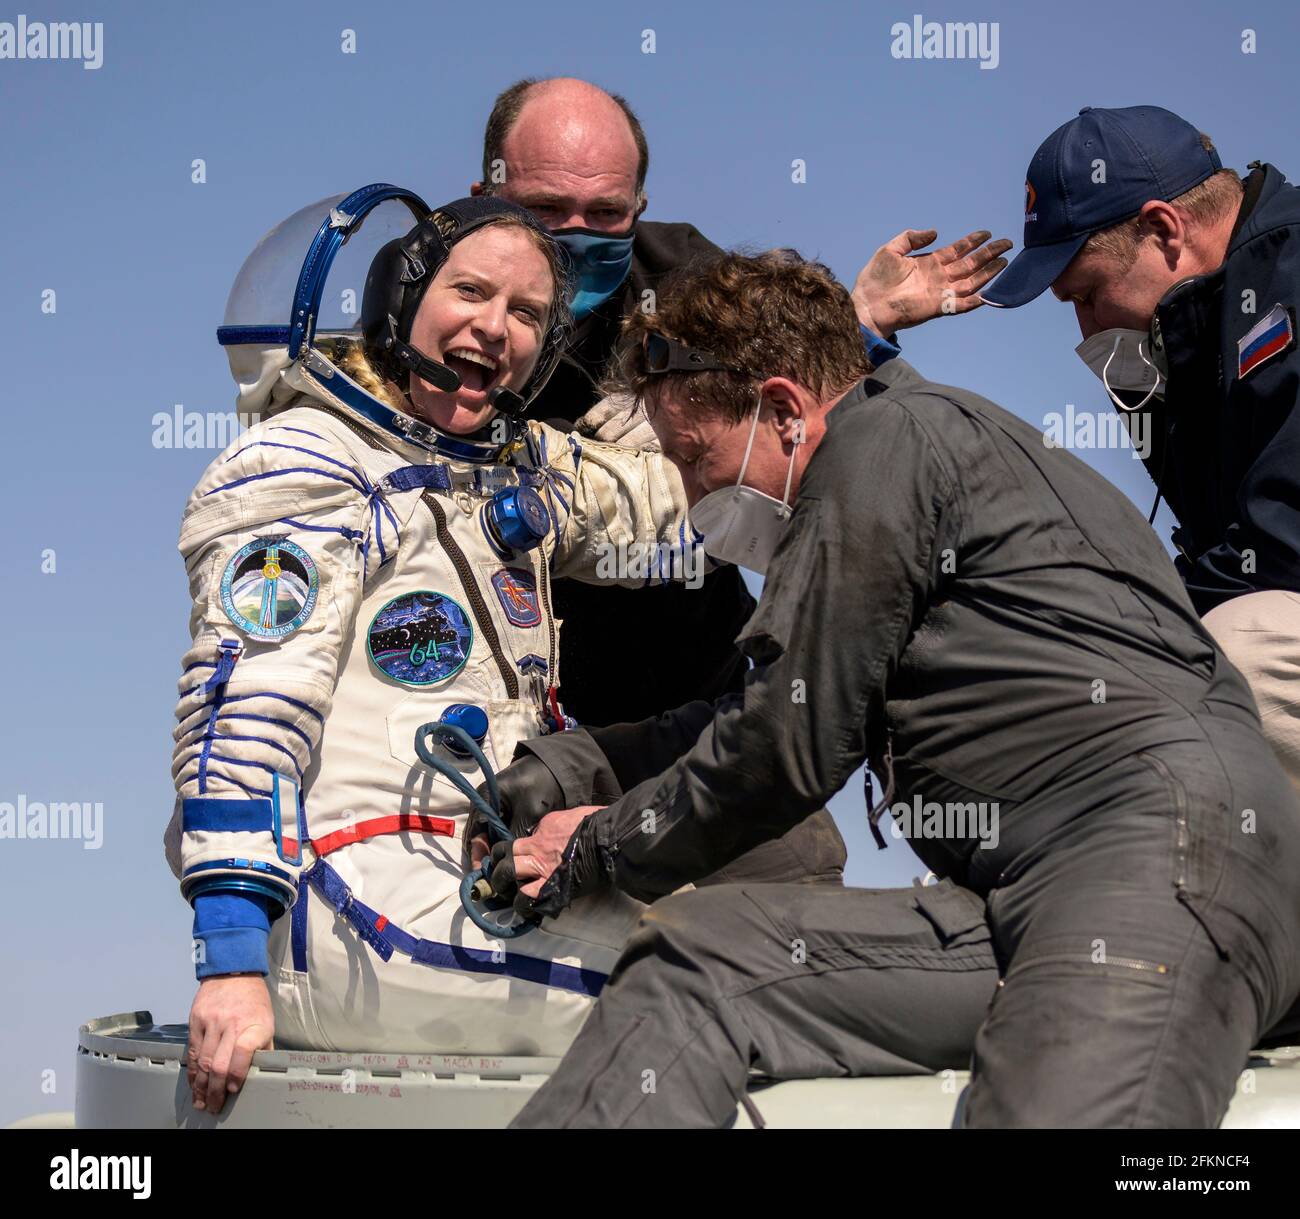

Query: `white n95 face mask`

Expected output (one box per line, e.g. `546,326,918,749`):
1075,328,1166,411
688,394,801,575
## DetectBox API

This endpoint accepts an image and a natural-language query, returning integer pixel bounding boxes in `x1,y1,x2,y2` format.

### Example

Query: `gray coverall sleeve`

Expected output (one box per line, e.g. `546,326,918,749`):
512,701,727,809
519,695,848,887
559,400,960,903
585,700,728,787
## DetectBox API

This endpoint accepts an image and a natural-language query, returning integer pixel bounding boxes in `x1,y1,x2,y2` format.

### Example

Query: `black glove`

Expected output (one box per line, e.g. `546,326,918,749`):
486,816,610,919
462,750,566,861
485,838,523,905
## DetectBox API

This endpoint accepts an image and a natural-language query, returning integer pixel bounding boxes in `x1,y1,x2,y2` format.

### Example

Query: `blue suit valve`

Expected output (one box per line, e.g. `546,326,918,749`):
437,704,489,757
484,486,550,555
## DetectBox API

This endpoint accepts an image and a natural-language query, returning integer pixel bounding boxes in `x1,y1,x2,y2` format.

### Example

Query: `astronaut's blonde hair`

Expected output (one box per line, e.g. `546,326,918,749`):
314,337,407,410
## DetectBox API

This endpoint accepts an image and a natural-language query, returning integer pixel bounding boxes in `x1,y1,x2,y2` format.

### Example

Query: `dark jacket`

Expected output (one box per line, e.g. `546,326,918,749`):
545,360,1265,904
524,221,759,728
1144,163,1300,613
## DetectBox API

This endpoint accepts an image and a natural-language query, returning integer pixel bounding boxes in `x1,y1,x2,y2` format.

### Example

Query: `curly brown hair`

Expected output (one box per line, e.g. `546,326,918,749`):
606,249,872,425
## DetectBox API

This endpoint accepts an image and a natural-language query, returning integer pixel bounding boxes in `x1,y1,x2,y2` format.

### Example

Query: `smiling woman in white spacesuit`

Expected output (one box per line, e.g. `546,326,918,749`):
167,189,695,1113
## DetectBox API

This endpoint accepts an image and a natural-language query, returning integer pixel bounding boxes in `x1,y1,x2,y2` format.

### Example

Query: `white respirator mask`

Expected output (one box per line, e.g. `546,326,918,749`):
1075,327,1166,412
689,393,802,575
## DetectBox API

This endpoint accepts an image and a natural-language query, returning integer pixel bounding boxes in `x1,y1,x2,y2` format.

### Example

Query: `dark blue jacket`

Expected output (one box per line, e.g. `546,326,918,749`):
1149,163,1300,613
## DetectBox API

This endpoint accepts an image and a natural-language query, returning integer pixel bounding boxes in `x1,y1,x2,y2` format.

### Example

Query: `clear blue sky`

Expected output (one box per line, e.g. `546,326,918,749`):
2,0,1297,1123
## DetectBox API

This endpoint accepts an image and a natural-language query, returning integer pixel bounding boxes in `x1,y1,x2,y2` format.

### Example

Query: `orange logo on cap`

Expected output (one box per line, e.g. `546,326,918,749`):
1024,181,1038,221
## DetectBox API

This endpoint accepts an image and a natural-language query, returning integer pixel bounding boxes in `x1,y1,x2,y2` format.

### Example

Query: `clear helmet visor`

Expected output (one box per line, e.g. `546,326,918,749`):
219,189,428,420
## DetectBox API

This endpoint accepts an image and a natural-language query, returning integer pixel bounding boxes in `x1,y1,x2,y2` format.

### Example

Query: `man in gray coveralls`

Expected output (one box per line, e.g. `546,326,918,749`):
487,248,1300,1128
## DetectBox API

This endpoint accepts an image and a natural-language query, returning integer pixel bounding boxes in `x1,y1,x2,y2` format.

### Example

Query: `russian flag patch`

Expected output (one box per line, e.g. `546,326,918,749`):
1237,303,1295,380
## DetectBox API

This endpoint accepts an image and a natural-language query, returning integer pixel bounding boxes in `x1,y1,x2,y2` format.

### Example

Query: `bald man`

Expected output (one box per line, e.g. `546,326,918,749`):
470,78,750,733
470,77,1009,733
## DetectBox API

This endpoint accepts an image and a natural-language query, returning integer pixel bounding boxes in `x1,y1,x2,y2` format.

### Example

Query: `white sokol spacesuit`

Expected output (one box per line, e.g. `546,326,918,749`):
164,187,698,1055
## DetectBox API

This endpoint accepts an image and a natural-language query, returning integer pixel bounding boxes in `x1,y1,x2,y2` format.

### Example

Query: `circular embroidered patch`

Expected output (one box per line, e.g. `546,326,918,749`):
220,536,319,640
367,591,474,685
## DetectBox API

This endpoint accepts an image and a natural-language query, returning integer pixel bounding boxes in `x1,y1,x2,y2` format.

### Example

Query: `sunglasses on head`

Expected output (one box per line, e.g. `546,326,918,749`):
642,332,763,380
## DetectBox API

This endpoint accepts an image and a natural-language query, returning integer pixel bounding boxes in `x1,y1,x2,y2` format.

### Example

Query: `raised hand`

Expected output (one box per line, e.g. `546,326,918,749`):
852,228,1012,335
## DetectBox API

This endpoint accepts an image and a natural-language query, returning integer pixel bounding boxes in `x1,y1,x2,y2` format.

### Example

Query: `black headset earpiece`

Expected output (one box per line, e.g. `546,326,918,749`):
488,387,527,418
382,314,461,392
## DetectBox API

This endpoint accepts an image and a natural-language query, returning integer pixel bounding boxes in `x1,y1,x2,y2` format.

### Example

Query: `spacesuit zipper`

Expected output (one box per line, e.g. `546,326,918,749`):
422,491,520,699
298,401,520,698
537,550,558,701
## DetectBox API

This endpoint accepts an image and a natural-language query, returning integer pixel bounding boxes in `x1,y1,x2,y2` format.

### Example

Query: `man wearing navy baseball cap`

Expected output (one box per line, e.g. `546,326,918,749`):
983,105,1300,801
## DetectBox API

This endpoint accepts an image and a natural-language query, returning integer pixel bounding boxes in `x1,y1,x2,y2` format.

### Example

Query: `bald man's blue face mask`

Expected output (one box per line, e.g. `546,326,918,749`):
550,225,635,320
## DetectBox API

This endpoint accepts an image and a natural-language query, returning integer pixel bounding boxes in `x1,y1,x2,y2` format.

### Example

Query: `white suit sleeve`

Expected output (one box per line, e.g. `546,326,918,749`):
166,420,391,930
532,424,703,587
